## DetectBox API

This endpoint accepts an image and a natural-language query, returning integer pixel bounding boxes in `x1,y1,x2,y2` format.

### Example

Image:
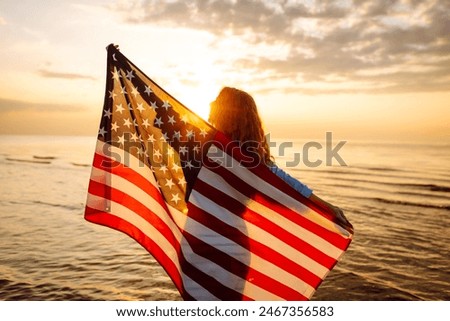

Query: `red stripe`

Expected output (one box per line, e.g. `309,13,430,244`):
202,156,350,251
84,206,193,300
187,200,323,289
182,226,308,301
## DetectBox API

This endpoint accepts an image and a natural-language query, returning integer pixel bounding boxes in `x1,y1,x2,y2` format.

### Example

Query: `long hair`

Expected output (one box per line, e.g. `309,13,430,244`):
208,87,272,165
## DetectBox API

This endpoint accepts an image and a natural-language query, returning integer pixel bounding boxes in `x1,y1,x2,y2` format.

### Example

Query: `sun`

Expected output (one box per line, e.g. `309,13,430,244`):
169,70,221,123
181,84,218,122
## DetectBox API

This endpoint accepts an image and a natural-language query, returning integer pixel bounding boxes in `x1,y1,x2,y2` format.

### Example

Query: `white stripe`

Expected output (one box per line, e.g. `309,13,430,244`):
207,146,351,238
197,165,343,260
190,188,329,277
89,155,280,300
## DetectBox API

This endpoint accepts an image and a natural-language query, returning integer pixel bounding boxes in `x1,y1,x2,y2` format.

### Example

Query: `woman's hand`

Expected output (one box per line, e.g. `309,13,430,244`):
309,194,354,233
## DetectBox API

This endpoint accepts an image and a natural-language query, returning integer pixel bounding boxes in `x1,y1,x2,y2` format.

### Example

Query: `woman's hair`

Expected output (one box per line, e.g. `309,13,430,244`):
208,87,272,165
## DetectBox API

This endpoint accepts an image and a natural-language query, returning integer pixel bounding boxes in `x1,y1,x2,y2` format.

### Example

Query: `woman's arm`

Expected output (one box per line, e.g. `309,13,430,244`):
310,193,354,233
268,163,353,233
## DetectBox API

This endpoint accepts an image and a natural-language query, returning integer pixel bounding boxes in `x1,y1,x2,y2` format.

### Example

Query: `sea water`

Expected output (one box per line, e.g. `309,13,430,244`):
0,135,449,300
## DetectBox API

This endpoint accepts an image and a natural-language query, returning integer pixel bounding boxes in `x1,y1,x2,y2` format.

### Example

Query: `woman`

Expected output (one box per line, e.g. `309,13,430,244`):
209,86,353,232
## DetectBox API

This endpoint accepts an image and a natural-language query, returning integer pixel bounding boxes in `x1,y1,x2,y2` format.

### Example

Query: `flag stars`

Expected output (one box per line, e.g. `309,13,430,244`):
171,163,181,173
104,109,112,119
173,131,181,140
121,86,128,95
150,101,158,109
180,114,189,124
142,118,150,128
184,160,195,169
130,132,139,142
162,100,171,110
199,128,208,138
186,129,194,139
111,68,121,81
171,193,181,204
144,86,153,96
161,132,169,141
109,90,117,99
159,164,168,174
165,178,175,189
98,127,107,137
126,70,135,81
153,149,162,159
167,115,176,125
131,86,139,98
136,103,145,113
179,146,188,156
123,118,132,128
178,177,186,187
111,122,119,132
154,117,163,127
117,134,126,146
115,104,125,114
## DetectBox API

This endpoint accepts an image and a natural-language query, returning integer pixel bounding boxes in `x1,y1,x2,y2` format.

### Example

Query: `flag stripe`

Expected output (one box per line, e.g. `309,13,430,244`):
189,182,327,286
192,174,336,270
200,159,346,259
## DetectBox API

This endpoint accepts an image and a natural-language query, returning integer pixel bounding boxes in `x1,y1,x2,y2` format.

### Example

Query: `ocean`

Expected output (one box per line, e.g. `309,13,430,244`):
0,135,449,301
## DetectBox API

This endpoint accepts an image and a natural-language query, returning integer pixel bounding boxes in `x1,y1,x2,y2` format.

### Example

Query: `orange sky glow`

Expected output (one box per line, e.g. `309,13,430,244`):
0,0,449,142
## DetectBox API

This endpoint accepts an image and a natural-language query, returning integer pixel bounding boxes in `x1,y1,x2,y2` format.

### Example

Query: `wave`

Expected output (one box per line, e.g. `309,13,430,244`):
317,175,450,193
358,196,450,210
0,278,93,300
6,157,51,164
71,162,91,167
3,200,83,212
33,155,57,160
31,200,82,211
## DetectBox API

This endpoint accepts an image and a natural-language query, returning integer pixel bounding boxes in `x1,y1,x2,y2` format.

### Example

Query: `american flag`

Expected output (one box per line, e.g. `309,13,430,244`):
85,44,353,300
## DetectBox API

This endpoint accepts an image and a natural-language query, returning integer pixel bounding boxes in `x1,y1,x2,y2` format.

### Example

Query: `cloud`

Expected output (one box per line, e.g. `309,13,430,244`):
37,69,97,81
112,0,450,94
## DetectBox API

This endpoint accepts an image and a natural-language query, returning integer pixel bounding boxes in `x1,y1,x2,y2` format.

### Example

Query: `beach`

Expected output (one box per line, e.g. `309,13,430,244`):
0,135,449,301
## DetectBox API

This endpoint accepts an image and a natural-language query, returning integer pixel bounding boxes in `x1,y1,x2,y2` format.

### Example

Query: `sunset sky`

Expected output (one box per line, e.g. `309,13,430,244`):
0,0,449,142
